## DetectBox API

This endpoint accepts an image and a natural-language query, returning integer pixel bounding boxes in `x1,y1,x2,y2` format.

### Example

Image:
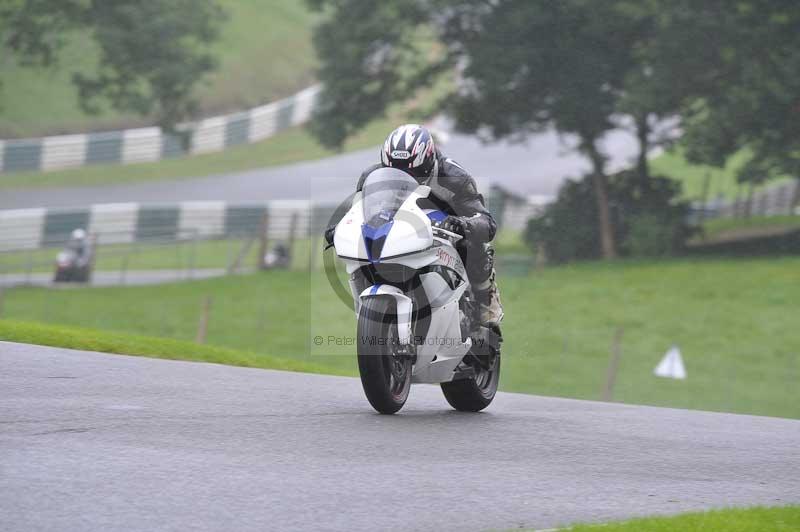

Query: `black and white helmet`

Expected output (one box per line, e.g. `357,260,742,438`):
381,124,438,182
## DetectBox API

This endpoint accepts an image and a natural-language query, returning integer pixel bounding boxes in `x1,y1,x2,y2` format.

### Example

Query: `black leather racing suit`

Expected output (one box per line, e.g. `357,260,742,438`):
356,152,497,285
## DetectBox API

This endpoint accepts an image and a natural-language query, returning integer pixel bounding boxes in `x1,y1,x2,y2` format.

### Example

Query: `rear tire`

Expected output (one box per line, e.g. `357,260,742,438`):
441,353,500,412
357,297,412,414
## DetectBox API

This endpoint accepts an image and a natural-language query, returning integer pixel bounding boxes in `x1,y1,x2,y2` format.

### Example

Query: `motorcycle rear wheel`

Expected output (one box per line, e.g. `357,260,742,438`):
357,297,412,414
441,352,500,412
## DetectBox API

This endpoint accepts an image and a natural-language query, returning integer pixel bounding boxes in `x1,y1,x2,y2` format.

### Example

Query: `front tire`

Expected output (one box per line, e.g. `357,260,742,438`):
441,352,500,412
357,297,412,414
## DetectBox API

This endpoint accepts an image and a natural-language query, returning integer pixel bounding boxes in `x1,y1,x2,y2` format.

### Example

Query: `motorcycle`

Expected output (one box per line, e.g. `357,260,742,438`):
262,242,291,269
331,167,501,414
53,248,92,283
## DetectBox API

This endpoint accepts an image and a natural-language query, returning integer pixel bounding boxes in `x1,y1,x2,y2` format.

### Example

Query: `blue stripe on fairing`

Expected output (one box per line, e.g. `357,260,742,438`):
426,210,448,222
362,221,393,263
361,221,393,240
370,284,381,295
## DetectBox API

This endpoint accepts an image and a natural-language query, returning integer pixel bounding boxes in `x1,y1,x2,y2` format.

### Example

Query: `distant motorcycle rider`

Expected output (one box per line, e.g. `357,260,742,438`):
327,124,503,326
67,228,91,264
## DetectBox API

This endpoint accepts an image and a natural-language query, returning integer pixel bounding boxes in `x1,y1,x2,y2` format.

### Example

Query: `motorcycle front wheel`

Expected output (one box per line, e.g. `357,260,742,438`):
357,297,412,414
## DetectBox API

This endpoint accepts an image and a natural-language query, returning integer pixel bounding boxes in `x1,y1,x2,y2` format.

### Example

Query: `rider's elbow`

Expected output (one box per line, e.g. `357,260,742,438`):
473,215,497,243
467,220,496,243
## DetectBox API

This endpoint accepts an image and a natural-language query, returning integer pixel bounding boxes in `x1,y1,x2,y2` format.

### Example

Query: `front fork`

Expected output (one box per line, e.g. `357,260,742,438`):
357,284,414,346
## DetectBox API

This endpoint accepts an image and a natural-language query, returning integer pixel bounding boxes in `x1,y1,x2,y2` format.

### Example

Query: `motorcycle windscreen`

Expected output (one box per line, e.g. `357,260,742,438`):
361,168,419,262
362,167,419,228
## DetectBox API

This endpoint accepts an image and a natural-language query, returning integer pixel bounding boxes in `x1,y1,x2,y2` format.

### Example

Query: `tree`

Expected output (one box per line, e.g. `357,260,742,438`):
309,0,648,259
525,170,692,263
309,0,800,258
307,0,446,148
1,0,225,131
644,0,800,186
439,0,651,259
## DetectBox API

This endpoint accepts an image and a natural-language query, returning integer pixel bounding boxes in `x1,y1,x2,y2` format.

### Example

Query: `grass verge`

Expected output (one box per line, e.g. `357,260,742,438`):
0,319,347,376
1,257,798,418
564,505,800,531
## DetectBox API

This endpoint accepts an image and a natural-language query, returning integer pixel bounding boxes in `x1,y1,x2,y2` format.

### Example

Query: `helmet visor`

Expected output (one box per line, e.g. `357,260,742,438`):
389,160,431,183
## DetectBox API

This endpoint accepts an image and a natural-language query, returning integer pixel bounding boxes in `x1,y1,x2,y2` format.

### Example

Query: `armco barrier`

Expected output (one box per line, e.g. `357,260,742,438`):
0,192,542,254
0,85,321,174
0,201,342,253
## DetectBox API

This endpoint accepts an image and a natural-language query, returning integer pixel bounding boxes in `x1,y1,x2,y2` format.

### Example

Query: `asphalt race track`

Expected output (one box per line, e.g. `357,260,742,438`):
0,126,642,209
2,342,798,532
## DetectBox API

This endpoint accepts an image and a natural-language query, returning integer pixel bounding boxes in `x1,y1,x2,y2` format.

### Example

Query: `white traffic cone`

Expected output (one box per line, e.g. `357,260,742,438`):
654,346,687,380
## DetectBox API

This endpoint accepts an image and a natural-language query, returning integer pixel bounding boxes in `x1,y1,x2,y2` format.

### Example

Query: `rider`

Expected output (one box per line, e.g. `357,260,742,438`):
328,124,503,326
67,228,91,264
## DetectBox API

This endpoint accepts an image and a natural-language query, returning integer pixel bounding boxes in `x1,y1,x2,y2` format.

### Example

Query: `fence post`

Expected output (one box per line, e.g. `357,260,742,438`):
196,295,212,344
226,238,234,273
735,184,745,218
792,179,800,214
699,170,712,224
758,189,768,217
175,234,183,276
775,183,787,216
188,230,197,280
288,211,299,269
87,233,98,285
257,211,270,271
602,327,624,402
228,236,256,275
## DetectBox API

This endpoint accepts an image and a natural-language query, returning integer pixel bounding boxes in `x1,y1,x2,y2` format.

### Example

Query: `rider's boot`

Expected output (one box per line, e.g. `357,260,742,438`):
475,270,504,326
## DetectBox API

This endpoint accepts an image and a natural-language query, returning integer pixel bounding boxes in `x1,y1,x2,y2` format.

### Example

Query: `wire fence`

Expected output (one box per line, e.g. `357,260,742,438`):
692,178,800,223
3,177,796,287
0,222,322,287
0,195,542,287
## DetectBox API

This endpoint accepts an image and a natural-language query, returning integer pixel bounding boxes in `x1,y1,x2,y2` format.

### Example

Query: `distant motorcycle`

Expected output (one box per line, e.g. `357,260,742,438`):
53,247,92,283
263,242,291,269
331,167,501,414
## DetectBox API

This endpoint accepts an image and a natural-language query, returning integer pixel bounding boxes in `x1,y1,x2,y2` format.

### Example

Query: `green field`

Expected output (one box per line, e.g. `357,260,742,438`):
0,1,318,138
563,506,800,532
2,257,798,419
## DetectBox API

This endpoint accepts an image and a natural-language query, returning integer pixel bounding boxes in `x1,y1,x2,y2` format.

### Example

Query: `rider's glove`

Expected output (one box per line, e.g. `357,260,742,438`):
434,216,466,237
323,225,336,250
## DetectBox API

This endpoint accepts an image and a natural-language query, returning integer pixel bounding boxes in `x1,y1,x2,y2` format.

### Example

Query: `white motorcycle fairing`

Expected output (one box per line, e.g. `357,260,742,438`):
333,187,433,263
334,177,472,384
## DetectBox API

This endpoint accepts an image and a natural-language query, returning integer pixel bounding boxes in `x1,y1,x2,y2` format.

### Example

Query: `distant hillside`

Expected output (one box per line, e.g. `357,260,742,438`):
0,0,318,138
